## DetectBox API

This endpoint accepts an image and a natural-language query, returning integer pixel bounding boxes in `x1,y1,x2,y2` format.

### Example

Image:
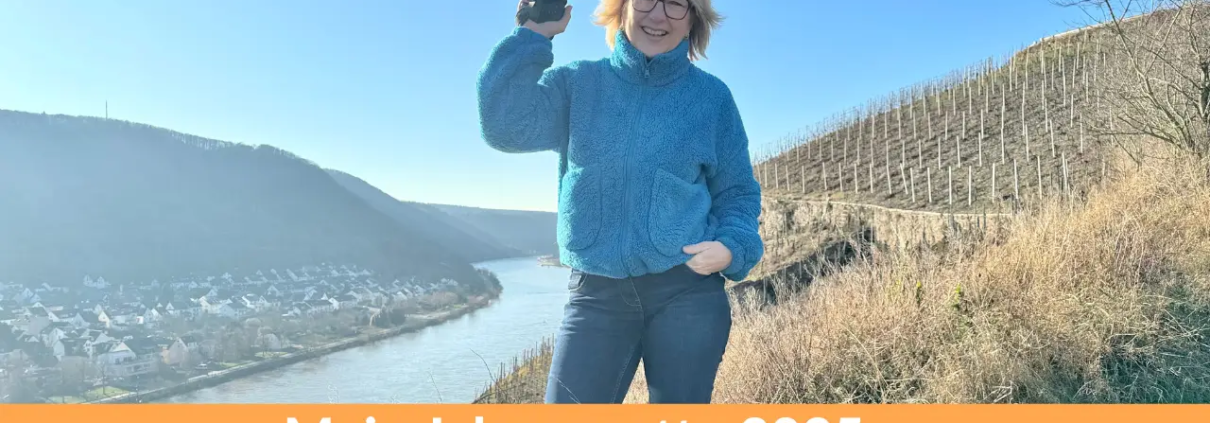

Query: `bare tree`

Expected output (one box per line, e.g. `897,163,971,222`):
1053,0,1210,168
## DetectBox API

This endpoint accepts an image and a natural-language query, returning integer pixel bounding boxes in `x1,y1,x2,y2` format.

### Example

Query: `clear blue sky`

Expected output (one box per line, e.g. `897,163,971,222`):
0,1,1092,212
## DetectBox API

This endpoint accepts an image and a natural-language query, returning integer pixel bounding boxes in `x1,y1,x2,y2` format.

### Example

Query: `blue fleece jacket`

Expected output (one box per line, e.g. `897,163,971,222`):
476,26,764,282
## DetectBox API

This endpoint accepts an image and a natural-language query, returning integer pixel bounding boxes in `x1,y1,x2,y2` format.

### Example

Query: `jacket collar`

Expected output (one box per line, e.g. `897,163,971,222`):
609,29,692,86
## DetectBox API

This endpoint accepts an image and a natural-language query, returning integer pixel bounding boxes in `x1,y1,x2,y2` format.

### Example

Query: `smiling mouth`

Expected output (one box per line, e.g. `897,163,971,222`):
642,26,668,37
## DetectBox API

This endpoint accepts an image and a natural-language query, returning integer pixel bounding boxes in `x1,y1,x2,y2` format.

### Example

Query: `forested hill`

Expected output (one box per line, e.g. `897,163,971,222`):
0,109,490,287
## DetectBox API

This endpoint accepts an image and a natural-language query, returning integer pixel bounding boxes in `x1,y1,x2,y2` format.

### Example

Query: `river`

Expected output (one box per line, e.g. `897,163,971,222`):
160,256,570,404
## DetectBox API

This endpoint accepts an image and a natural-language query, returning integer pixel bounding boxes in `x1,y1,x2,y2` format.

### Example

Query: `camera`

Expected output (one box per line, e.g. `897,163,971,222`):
516,0,568,26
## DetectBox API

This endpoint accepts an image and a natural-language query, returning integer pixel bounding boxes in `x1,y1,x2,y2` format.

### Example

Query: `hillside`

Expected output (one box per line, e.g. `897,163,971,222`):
0,110,486,288
429,204,558,258
327,169,556,263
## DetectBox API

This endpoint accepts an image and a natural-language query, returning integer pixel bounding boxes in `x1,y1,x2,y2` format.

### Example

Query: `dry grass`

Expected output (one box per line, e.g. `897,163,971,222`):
477,153,1210,404
698,154,1210,403
472,337,554,404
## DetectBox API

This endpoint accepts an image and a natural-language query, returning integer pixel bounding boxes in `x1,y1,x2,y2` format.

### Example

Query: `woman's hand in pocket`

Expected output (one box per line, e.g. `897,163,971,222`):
682,241,732,276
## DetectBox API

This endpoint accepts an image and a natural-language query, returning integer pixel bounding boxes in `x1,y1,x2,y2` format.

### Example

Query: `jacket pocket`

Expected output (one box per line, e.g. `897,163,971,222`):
557,166,601,251
648,168,711,257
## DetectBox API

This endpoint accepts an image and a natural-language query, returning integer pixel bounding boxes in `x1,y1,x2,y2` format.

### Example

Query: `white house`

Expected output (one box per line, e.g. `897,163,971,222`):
60,312,89,330
142,307,162,326
83,276,110,289
52,338,87,360
212,302,251,319
39,323,71,348
16,288,39,305
304,299,336,315
165,301,201,318
241,295,271,312
94,339,160,379
21,308,53,336
161,336,199,367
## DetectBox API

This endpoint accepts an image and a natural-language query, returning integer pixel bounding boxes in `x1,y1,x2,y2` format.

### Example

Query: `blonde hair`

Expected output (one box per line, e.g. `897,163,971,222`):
593,0,722,61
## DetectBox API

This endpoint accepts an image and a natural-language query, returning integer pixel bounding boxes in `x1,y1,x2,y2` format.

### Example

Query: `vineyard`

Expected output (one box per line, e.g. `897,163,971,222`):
751,20,1133,213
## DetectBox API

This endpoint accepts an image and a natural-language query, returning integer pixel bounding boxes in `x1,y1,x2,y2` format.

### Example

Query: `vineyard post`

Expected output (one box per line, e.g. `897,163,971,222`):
1001,83,1007,163
942,113,948,169
1022,82,1029,157
885,161,892,196
914,97,922,168
979,107,985,167
1089,50,1098,103
1047,96,1055,158
927,94,934,140
961,111,967,166
1025,47,1031,92
884,102,889,140
1042,44,1048,96
774,161,780,191
802,165,806,194
853,162,859,194
911,167,918,203
898,101,905,166
964,66,970,110
952,80,958,116
869,162,875,193
1061,47,1067,107
885,137,891,188
783,158,789,193
992,162,998,202
901,162,910,196
1013,158,1020,203
1069,89,1075,127
984,68,990,118
948,165,954,206
928,166,934,204
762,158,768,188
1010,49,1016,89
967,165,973,207
1079,117,1085,153
1036,155,1043,199
822,162,827,192
869,106,875,163
1062,152,1070,200
857,110,863,164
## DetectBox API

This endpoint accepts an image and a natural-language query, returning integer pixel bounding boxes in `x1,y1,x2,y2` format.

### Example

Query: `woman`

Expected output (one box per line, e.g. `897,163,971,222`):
476,0,763,404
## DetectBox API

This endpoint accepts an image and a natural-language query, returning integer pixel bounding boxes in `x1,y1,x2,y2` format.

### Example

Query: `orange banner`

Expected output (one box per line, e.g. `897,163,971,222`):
1,404,1209,423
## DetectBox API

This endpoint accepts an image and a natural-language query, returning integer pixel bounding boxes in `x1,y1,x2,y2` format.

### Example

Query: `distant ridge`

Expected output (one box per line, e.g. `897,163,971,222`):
326,169,557,263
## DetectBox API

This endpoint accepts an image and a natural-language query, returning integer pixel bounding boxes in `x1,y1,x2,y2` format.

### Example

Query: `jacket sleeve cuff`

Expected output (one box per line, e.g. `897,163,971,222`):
513,26,553,45
717,235,752,282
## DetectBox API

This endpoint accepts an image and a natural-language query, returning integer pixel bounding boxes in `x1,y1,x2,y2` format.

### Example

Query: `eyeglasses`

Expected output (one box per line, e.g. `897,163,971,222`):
632,0,691,21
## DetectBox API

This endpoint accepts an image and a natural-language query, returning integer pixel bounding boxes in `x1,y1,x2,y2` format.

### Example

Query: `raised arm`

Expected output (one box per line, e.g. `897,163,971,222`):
476,26,572,154
706,90,765,282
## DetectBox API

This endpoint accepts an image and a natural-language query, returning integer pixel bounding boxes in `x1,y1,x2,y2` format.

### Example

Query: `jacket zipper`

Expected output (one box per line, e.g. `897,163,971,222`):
620,77,649,276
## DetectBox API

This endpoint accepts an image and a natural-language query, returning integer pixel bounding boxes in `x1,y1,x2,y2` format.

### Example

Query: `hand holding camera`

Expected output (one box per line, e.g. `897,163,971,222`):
516,0,571,39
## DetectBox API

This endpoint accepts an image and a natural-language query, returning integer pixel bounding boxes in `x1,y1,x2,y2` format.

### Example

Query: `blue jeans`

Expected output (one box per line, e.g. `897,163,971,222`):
544,264,732,404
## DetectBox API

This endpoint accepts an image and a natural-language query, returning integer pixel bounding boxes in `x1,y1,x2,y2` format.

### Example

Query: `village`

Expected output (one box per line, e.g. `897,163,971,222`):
0,263,485,403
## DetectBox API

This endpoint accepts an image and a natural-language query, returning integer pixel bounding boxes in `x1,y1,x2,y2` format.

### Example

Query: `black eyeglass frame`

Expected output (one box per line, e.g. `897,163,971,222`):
631,0,692,21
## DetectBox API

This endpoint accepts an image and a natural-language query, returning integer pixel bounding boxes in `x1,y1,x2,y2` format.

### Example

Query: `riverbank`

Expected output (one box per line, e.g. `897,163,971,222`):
536,255,567,268
90,295,498,404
